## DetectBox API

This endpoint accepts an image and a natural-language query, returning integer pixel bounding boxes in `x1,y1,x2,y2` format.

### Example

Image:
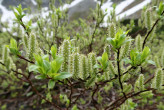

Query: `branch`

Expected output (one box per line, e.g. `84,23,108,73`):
144,74,154,84
17,55,34,64
105,88,154,110
88,3,104,52
142,10,164,50
20,19,30,36
67,80,73,109
117,48,127,99
0,62,62,110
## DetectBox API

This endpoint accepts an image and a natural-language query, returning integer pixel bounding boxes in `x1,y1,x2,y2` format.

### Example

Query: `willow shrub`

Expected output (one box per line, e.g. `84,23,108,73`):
0,1,164,110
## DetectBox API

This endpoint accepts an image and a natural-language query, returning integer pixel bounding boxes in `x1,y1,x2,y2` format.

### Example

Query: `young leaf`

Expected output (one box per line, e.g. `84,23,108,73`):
141,46,150,62
54,72,72,80
48,80,55,89
29,65,39,73
33,54,43,66
43,60,51,74
51,45,57,59
10,38,18,49
35,75,46,79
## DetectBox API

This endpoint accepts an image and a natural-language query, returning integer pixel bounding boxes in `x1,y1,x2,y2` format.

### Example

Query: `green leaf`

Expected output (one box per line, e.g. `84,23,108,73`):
147,60,156,65
141,47,150,62
94,64,101,69
10,38,17,49
35,75,46,79
42,55,49,61
43,60,51,74
9,48,20,55
107,38,116,48
116,34,126,48
55,56,64,71
122,58,132,65
26,91,33,97
157,2,164,15
102,52,108,63
97,56,102,63
51,45,57,59
33,54,43,66
48,80,55,89
29,65,39,72
54,72,72,80
51,57,63,74
16,4,22,15
14,12,19,19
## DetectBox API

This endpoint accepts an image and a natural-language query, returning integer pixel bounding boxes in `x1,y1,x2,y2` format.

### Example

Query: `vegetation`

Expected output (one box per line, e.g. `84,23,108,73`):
0,0,164,109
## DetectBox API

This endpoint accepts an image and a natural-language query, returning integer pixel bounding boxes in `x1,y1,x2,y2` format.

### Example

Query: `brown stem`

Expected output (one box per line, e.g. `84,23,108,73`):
17,55,34,64
67,80,73,109
105,88,154,110
117,48,127,99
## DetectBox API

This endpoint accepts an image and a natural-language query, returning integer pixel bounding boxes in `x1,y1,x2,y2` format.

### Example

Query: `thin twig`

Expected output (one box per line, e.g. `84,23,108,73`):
117,48,127,99
142,10,164,50
17,55,34,64
0,62,62,110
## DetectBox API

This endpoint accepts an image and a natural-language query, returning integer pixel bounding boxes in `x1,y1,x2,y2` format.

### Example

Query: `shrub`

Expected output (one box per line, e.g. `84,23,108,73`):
0,1,164,110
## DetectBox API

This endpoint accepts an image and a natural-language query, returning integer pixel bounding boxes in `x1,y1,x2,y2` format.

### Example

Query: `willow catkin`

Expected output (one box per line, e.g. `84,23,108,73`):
154,56,161,68
22,35,28,51
58,45,63,56
145,9,152,30
73,53,80,78
161,51,164,67
2,46,8,64
135,35,142,52
108,61,117,75
104,68,110,80
123,83,132,93
80,55,89,80
109,22,116,38
134,80,139,92
88,52,97,76
61,40,71,72
68,54,74,75
28,34,36,60
153,69,163,90
120,40,131,59
6,58,11,70
104,45,111,58
138,74,145,90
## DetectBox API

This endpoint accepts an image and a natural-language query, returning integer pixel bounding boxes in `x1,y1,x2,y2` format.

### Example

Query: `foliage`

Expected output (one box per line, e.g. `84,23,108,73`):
0,0,164,110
